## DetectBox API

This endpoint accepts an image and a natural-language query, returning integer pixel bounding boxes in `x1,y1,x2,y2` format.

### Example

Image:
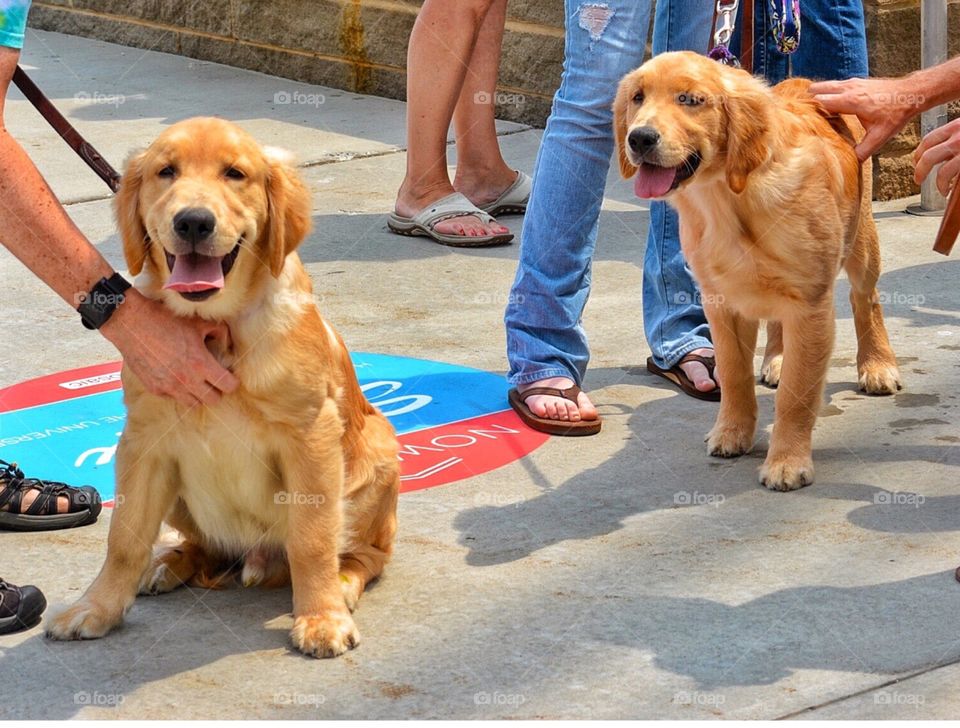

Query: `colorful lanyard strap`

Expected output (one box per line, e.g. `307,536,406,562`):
770,0,801,54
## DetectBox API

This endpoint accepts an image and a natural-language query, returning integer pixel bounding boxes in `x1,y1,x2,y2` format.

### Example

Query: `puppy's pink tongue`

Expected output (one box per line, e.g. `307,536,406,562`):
634,163,677,199
164,253,225,293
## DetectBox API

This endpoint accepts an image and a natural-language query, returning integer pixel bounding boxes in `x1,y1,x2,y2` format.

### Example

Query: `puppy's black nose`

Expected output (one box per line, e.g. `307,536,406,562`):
173,208,216,245
628,126,661,155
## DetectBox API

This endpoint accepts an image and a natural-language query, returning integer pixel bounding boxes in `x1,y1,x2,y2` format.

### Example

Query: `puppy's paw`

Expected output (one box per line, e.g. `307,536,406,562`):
858,363,902,396
759,454,815,491
706,422,754,458
760,355,783,388
45,599,123,641
138,546,198,595
340,573,362,612
290,610,359,658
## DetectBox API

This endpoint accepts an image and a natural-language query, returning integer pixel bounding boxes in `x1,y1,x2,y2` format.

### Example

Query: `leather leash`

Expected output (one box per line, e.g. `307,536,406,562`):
933,185,959,256
11,65,121,193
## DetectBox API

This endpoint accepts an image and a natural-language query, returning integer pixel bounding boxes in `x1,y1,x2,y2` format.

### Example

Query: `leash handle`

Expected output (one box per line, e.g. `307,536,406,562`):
11,66,121,193
933,183,959,256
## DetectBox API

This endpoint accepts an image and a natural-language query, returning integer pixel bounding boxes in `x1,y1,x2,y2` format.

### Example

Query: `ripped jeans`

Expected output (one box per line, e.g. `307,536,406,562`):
504,0,713,387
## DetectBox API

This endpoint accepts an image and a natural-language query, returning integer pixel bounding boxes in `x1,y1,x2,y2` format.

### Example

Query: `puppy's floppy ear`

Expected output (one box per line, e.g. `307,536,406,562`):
263,149,312,278
114,151,149,276
613,76,638,179
722,80,771,194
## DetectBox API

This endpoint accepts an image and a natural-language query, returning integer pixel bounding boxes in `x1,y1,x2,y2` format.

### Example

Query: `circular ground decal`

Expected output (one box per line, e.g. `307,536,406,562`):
0,354,547,504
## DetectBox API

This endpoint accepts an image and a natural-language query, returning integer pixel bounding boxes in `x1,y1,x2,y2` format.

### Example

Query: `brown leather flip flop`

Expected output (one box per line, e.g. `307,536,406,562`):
646,354,721,402
508,385,602,436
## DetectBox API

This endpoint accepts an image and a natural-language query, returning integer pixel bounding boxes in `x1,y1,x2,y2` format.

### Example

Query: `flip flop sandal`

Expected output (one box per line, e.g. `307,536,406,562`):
479,171,532,217
388,192,514,248
508,385,602,436
0,460,102,531
646,354,721,402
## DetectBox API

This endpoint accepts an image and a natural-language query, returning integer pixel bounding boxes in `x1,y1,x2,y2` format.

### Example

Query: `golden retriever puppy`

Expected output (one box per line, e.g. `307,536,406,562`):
614,52,901,491
46,117,400,657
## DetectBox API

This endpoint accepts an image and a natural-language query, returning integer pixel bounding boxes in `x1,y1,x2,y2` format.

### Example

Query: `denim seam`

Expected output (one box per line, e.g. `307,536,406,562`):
660,337,714,371
509,368,581,388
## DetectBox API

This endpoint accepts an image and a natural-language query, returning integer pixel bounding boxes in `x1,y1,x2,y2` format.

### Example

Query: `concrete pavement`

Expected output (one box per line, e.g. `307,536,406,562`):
1,29,959,720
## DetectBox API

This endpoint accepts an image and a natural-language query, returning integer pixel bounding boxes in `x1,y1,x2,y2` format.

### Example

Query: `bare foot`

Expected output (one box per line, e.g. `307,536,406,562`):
678,348,719,393
518,377,599,423
395,180,508,239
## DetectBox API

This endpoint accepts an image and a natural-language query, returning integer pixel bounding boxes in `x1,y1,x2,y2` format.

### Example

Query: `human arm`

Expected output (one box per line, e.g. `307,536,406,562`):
0,47,238,406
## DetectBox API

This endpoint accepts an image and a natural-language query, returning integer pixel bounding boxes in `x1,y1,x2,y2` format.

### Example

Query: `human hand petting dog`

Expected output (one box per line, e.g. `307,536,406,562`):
808,77,920,162
810,55,960,189
101,290,237,408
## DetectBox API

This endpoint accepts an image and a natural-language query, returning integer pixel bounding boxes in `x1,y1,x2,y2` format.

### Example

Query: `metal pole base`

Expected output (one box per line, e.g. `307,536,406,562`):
905,202,946,217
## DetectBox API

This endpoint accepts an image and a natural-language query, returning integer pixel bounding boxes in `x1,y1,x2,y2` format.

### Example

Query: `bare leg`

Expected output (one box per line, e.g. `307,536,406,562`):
395,0,510,238
452,0,518,207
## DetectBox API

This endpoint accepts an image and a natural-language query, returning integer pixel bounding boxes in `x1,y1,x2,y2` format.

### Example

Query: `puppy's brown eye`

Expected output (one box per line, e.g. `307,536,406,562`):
633,91,645,105
158,165,176,178
225,167,246,180
678,92,705,107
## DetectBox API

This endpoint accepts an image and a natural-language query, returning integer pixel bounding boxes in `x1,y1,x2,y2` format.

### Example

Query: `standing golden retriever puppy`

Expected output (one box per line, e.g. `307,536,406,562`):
614,52,901,491
46,118,400,657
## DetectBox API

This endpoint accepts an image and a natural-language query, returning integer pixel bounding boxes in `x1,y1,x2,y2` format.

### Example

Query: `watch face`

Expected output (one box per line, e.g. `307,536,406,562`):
78,276,128,329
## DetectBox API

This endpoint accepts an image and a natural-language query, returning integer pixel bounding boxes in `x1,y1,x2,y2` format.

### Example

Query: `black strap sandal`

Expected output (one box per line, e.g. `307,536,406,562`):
0,460,102,532
0,578,46,634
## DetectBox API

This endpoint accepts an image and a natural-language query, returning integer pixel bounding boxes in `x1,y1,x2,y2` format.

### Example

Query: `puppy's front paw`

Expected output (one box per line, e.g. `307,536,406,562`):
290,610,359,658
759,454,814,491
45,599,123,641
706,422,754,458
858,363,902,396
760,355,783,388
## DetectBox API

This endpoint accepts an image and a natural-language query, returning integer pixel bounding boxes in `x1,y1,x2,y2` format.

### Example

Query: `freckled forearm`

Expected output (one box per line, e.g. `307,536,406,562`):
0,125,114,307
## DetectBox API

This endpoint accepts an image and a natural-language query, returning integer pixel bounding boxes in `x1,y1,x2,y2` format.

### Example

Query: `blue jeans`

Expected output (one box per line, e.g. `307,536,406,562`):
504,0,713,387
738,0,868,82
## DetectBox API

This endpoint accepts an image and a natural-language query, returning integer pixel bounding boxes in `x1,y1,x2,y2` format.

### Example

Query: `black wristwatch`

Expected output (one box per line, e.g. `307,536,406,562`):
77,273,132,330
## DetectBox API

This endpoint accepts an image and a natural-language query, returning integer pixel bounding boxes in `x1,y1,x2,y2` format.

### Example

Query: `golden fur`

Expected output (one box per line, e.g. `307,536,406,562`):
46,118,400,657
614,52,901,490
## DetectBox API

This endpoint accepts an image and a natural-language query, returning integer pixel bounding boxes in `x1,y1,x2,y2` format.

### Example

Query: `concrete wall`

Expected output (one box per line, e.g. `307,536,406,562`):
24,0,960,200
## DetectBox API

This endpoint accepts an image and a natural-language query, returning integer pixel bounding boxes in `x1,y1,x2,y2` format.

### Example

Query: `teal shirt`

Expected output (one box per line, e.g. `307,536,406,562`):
0,0,30,49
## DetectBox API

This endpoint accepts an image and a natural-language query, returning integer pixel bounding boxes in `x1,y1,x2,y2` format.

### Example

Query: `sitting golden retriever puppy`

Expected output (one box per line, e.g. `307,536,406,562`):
46,118,400,657
614,52,901,490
